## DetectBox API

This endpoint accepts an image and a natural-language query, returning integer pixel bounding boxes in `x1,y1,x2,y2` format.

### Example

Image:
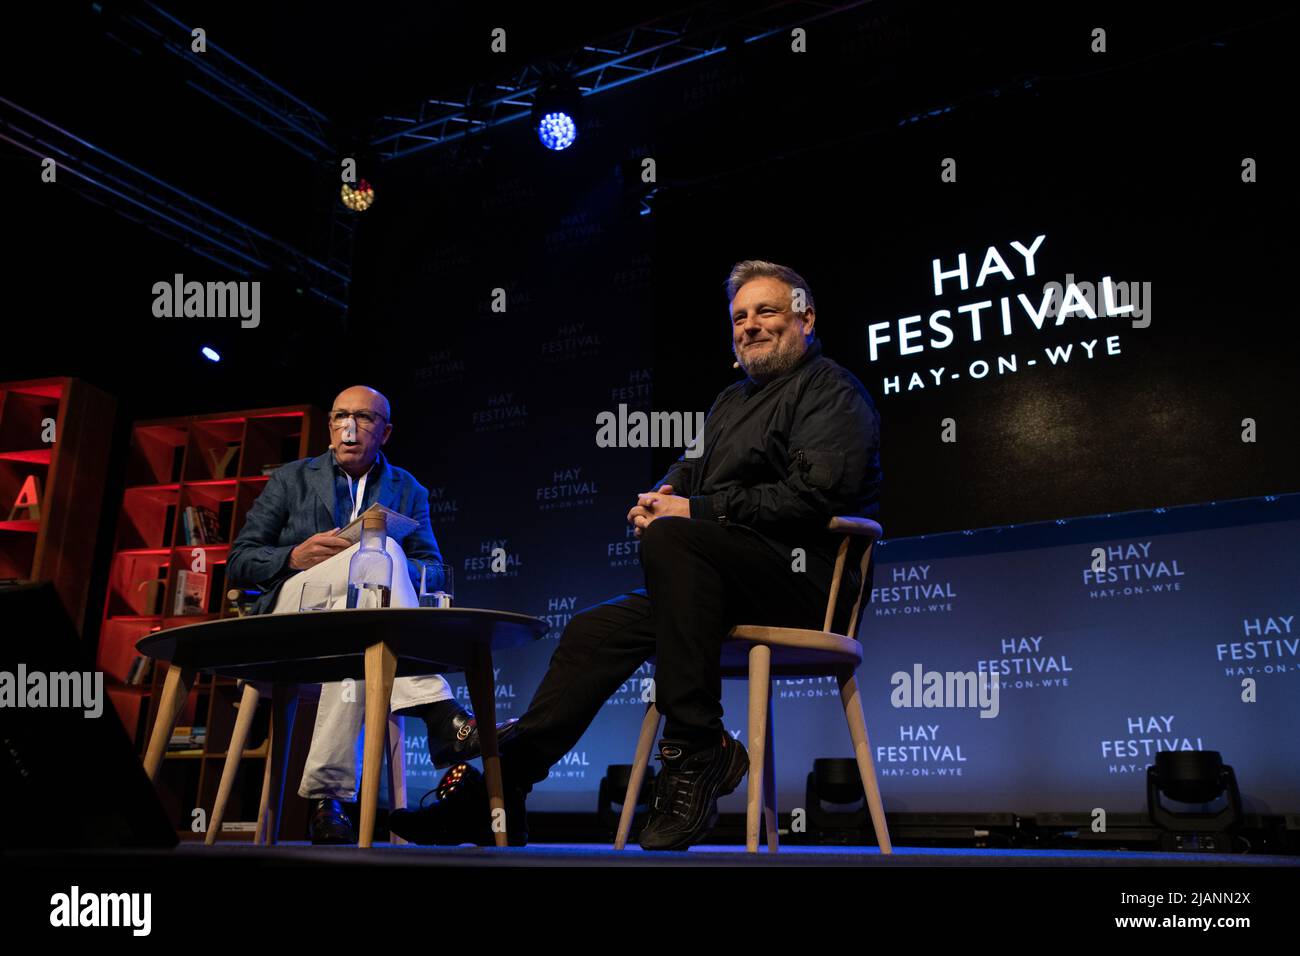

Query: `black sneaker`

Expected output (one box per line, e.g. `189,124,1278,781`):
638,733,749,851
388,763,528,847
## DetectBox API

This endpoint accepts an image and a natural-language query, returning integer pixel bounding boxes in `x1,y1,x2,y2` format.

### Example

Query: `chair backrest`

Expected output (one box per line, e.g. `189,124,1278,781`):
821,516,883,640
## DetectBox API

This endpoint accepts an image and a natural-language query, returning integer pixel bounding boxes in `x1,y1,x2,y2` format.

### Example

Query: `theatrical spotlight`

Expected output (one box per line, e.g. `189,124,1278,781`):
532,73,582,151
1147,751,1243,852
341,178,375,212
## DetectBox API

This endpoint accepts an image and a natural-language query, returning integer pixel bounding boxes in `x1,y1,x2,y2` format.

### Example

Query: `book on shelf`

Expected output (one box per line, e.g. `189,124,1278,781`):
180,505,224,544
173,569,209,615
168,725,207,750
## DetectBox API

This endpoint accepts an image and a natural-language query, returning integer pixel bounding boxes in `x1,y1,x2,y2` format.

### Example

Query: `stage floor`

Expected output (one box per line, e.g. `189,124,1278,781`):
32,842,1292,867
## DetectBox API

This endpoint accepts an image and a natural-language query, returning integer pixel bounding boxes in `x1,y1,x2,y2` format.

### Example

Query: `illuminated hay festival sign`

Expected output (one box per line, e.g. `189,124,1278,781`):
867,234,1150,395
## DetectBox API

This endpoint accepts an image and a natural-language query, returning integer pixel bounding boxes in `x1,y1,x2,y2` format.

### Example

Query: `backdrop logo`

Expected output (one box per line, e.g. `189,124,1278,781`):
450,667,516,712
605,662,655,706
608,523,641,568
426,486,459,525
544,210,603,252
541,595,578,639
463,539,523,581
1083,540,1185,598
472,392,529,432
868,234,1145,395
976,635,1073,691
541,322,601,362
877,723,969,777
414,349,466,388
775,675,838,700
611,368,653,410
872,563,956,616
1217,614,1297,677
1100,715,1205,774
536,466,598,511
547,749,592,780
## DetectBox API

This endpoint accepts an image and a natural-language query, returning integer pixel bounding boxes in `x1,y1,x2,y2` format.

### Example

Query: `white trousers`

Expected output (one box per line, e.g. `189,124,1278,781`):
270,538,452,801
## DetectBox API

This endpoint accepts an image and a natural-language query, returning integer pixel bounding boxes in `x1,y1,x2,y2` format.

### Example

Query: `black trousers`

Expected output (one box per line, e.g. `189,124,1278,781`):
502,516,836,790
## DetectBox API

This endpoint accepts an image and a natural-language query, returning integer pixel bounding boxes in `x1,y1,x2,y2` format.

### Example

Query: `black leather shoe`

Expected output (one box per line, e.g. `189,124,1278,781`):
431,717,521,769
388,763,528,847
638,733,749,851
309,798,357,845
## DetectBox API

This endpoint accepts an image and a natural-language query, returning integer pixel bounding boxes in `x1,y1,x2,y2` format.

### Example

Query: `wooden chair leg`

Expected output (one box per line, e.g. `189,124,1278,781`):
142,663,197,782
260,682,299,846
614,702,662,849
466,642,506,847
838,670,893,854
207,682,261,846
745,644,772,853
763,691,779,853
386,713,408,845
359,641,398,848
254,736,272,846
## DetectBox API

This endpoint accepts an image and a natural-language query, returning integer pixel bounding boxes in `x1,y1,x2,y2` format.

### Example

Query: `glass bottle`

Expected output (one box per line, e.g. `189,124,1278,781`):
346,513,393,608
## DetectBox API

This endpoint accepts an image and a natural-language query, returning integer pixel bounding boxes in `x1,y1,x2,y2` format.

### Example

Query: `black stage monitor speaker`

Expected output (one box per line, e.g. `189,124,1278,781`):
0,582,176,849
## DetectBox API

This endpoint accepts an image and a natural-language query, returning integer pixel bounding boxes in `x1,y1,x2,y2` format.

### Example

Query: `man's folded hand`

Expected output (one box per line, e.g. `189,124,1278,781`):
289,528,352,570
627,484,691,537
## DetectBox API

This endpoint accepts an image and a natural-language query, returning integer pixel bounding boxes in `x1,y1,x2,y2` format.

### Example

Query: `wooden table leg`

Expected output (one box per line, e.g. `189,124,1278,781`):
359,641,397,848
466,642,506,847
143,662,197,782
207,682,261,846
260,683,298,846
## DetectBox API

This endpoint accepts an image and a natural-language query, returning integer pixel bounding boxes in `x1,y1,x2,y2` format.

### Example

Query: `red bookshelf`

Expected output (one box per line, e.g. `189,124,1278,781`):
0,377,115,633
98,404,326,836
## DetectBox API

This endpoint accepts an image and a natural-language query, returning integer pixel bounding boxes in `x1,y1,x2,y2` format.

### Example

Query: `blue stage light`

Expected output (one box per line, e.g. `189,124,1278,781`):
201,346,221,362
537,110,578,151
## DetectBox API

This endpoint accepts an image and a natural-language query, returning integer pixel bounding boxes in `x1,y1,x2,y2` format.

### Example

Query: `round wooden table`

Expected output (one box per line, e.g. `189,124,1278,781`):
137,607,546,847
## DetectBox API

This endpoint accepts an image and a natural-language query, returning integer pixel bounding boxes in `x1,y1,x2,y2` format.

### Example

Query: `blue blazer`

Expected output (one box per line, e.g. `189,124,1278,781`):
227,450,443,615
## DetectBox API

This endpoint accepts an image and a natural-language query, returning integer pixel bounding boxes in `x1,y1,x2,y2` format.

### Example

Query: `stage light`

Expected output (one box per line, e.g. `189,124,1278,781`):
537,111,577,151
341,178,375,212
531,72,582,152
201,346,221,362
1147,751,1243,852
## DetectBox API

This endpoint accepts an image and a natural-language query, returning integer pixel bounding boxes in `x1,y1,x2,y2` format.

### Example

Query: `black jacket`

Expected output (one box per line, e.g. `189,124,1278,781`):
655,339,882,606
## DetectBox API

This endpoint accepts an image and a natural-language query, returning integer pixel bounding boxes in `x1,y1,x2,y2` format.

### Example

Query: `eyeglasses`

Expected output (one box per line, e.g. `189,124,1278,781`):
329,409,387,427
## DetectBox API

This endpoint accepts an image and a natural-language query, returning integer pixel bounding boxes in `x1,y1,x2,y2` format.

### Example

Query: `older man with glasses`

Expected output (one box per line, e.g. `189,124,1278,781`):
228,385,479,843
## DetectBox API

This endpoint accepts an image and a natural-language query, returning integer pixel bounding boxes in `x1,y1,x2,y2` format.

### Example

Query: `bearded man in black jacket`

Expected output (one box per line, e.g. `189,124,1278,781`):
391,259,882,850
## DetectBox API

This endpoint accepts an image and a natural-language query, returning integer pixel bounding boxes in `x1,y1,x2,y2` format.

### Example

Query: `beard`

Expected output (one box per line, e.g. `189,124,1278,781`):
735,336,807,380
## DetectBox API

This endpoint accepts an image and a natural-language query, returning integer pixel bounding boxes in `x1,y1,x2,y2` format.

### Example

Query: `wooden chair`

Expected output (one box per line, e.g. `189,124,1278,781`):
613,515,893,854
204,681,408,845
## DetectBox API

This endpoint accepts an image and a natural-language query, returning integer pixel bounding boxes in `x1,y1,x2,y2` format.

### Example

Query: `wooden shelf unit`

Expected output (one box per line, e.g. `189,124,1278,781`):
98,404,327,837
0,377,115,634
